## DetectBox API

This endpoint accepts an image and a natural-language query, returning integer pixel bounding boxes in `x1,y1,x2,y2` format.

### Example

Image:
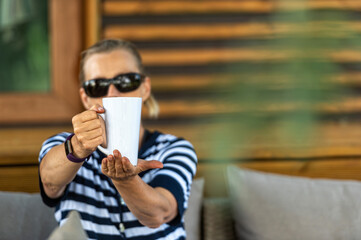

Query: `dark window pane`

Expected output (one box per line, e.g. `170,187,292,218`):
0,0,50,92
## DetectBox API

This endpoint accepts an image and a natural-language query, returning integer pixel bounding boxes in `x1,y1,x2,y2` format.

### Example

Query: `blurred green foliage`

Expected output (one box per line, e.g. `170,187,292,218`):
208,0,356,160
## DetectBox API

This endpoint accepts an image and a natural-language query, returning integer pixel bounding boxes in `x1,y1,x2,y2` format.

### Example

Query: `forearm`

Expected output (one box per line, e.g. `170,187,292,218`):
113,176,177,228
40,106,105,199
39,144,83,198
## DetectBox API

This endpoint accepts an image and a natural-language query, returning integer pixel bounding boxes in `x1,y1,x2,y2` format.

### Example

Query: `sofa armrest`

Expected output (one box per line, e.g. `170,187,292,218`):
202,198,235,240
0,191,57,240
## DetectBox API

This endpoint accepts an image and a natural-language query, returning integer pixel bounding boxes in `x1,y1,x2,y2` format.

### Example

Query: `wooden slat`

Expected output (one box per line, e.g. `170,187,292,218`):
197,158,361,197
298,0,361,11
322,97,361,113
331,50,361,63
0,126,72,160
152,74,258,92
0,166,39,193
103,0,361,16
0,94,78,124
335,72,361,86
152,74,228,91
104,22,361,41
104,23,275,41
146,121,361,160
151,72,361,92
103,1,273,15
153,96,361,120
138,48,361,66
0,155,38,166
141,48,288,65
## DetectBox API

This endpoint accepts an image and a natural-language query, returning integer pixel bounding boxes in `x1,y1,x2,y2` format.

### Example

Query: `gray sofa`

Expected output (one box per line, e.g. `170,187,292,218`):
0,178,222,240
0,192,57,240
2,166,361,240
0,179,213,240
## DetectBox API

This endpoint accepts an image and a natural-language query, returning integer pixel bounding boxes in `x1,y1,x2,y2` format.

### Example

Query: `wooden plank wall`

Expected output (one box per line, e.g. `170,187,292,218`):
2,0,361,197
100,0,361,196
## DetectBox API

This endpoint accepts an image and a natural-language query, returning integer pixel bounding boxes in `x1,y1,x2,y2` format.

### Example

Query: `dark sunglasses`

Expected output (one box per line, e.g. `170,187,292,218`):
82,73,145,98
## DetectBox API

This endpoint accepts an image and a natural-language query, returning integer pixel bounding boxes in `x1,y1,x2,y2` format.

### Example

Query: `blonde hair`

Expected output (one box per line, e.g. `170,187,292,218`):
79,39,159,118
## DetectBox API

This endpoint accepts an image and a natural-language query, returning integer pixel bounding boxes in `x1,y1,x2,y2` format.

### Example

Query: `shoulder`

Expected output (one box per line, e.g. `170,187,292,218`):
153,131,198,166
155,131,194,148
162,131,194,146
142,130,196,157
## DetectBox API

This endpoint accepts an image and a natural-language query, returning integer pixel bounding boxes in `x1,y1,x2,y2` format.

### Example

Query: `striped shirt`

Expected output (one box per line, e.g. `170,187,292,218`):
38,130,197,240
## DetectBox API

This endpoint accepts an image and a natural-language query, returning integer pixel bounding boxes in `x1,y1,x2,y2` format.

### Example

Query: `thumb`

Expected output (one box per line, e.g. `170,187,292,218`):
90,104,105,113
137,159,163,173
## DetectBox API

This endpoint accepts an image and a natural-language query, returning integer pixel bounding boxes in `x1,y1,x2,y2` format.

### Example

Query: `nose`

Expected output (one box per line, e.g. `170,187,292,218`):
107,84,120,97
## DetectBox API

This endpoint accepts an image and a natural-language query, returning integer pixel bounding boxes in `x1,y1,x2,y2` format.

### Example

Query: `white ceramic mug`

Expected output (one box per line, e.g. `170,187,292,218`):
98,97,142,166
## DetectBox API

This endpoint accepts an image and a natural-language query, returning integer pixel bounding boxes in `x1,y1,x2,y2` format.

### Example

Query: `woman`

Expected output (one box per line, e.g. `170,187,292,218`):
39,39,197,240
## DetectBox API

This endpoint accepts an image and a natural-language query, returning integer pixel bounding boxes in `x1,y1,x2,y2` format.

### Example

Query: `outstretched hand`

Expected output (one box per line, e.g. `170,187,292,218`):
101,150,163,182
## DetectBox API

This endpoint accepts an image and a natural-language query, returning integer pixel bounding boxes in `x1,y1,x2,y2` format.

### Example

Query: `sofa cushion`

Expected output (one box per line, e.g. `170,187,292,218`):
48,211,88,240
227,166,361,240
0,191,57,240
184,178,204,240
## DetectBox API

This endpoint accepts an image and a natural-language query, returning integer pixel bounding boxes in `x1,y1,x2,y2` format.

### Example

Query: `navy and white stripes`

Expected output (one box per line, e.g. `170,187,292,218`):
39,130,197,240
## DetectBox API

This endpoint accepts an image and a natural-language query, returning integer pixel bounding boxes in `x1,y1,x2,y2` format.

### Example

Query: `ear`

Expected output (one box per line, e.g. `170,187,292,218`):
79,88,91,109
141,76,151,103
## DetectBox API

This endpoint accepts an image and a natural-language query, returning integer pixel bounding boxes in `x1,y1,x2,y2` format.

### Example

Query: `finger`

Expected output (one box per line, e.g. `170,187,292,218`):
75,127,103,142
76,135,103,150
101,158,108,173
107,155,116,173
113,150,123,171
73,110,98,124
90,104,105,113
74,118,102,134
122,157,133,173
137,160,163,174
114,153,124,175
113,150,122,159
73,105,104,125
113,149,132,172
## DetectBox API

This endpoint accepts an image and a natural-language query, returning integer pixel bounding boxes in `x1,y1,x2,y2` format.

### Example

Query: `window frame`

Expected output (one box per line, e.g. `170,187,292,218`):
0,0,84,124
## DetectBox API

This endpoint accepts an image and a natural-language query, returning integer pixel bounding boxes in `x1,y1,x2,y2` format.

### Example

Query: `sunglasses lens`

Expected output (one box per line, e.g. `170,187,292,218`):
83,73,144,97
114,73,143,93
83,79,109,98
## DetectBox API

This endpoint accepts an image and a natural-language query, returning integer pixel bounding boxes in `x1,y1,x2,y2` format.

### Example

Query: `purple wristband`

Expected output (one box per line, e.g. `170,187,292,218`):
64,133,91,163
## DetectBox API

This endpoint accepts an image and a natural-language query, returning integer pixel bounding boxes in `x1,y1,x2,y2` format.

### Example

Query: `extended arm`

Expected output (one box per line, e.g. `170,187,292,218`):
39,105,105,198
101,151,178,228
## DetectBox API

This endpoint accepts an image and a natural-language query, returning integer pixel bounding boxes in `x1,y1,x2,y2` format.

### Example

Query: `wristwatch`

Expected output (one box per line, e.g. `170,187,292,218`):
64,133,90,163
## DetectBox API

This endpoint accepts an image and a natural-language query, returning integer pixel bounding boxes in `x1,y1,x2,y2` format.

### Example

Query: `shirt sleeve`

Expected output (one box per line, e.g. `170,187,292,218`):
148,138,198,225
38,132,72,207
